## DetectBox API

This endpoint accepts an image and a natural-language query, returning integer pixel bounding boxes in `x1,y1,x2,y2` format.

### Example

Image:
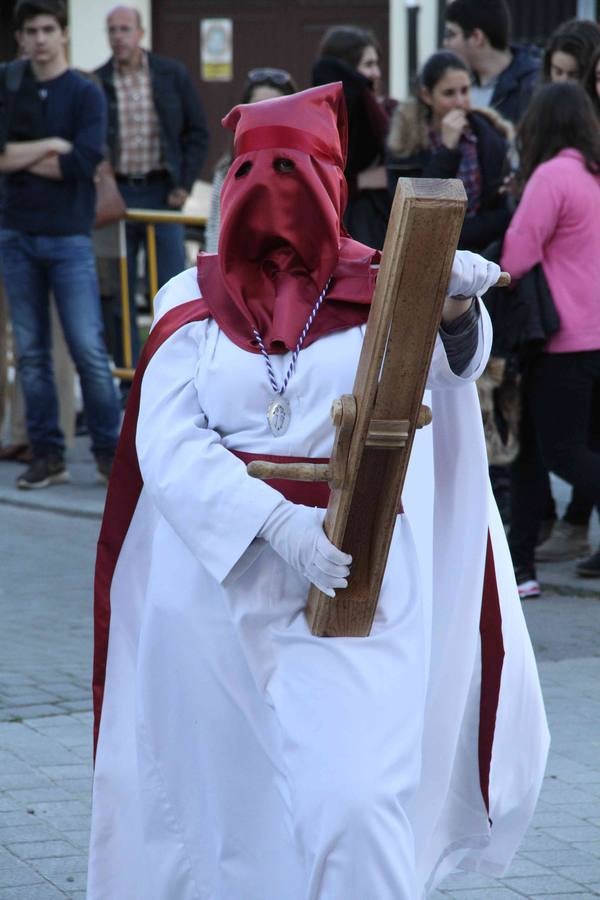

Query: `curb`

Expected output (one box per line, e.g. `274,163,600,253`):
540,577,600,600
0,493,103,520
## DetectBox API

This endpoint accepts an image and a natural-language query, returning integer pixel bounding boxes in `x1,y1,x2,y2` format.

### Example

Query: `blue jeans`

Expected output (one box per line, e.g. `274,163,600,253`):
116,177,186,366
0,230,120,456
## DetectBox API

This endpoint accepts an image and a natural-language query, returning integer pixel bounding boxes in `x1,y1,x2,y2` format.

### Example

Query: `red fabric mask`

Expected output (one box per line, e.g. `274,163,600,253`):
197,83,380,353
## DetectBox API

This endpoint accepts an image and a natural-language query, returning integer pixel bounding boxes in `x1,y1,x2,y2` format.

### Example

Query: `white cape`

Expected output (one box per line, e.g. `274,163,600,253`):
88,267,548,899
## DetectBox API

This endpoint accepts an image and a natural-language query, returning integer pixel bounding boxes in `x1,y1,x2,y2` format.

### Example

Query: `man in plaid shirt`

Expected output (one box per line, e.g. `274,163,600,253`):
95,5,209,372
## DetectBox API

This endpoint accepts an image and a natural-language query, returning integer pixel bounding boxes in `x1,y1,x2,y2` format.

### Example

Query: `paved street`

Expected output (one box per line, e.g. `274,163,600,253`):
0,445,599,898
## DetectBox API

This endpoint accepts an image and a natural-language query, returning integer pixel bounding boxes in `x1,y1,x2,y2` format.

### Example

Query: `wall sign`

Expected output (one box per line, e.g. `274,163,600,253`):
200,18,233,81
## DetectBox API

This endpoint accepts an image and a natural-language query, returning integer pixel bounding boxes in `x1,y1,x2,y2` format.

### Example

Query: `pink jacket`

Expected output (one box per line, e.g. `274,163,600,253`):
501,148,600,353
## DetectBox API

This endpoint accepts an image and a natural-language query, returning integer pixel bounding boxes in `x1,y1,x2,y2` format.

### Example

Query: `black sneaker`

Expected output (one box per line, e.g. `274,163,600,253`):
576,547,600,578
95,450,115,485
16,455,70,490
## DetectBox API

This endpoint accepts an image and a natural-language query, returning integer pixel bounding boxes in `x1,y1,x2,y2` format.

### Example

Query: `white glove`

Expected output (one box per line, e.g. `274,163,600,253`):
259,501,352,597
448,250,501,299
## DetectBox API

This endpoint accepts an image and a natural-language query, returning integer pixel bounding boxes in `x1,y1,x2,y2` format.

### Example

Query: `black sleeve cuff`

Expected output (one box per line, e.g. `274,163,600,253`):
439,300,480,375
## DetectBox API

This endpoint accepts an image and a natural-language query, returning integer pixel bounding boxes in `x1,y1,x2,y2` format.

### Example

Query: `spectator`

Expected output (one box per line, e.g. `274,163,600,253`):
387,50,512,253
443,0,539,124
541,18,600,84
205,67,297,254
583,42,600,117
0,0,120,489
95,5,209,371
387,49,515,522
532,18,600,566
441,0,537,522
501,82,600,597
0,43,79,461
312,25,391,249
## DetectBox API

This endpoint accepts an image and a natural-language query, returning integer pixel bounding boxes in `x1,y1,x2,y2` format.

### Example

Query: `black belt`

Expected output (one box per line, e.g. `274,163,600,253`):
115,170,168,186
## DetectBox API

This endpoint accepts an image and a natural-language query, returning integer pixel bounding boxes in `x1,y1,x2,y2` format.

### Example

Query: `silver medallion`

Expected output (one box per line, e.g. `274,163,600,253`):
267,396,291,436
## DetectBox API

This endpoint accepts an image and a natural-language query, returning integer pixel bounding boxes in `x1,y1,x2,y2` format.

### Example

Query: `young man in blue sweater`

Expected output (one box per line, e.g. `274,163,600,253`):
0,0,120,489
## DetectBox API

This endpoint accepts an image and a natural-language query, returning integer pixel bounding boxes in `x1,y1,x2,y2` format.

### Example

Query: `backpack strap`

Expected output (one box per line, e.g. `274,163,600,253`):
0,58,28,149
5,58,27,94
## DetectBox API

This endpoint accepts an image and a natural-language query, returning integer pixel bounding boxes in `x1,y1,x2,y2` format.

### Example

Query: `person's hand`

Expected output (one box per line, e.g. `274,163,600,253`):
259,501,352,597
499,170,518,196
448,250,500,299
47,137,72,155
440,109,468,150
167,187,188,209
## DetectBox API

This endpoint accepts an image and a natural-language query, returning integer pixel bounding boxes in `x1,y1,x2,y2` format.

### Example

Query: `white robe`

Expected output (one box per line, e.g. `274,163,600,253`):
87,267,549,900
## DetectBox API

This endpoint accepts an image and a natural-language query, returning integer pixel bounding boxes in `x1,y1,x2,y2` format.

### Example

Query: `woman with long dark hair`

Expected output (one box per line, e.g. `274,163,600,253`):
533,19,600,577
386,50,512,252
312,25,391,249
583,42,600,117
541,18,600,83
501,82,600,595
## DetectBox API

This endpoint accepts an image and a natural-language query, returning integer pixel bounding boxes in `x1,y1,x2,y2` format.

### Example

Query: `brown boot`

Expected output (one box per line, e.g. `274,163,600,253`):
535,520,590,562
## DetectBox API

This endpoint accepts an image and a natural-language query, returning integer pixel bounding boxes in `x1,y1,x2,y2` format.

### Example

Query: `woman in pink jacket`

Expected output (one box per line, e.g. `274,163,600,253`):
501,82,600,596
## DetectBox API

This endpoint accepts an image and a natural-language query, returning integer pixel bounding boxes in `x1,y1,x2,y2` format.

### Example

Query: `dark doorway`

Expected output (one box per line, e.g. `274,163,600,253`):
506,0,580,44
1,1,18,63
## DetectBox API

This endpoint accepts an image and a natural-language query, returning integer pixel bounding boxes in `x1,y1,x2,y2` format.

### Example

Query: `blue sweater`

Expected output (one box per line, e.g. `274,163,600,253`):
0,67,105,235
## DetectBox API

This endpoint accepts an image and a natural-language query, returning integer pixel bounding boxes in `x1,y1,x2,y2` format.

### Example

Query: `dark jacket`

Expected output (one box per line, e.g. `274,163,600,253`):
94,52,209,191
386,105,512,252
482,239,560,357
489,44,540,125
312,56,391,248
311,56,388,193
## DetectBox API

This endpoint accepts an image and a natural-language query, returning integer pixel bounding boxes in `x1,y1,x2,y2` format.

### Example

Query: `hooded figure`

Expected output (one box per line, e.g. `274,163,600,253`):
198,82,380,354
87,84,548,900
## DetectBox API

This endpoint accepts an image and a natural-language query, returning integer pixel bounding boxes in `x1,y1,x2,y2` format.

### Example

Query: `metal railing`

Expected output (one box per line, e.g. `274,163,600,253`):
112,208,207,380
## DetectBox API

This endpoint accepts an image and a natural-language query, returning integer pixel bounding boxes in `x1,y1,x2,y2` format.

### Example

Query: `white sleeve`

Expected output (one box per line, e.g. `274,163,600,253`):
426,299,492,390
136,321,283,585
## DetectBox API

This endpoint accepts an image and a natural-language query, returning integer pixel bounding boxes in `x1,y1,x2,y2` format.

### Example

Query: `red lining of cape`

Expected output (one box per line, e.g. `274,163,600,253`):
478,532,506,815
93,299,210,755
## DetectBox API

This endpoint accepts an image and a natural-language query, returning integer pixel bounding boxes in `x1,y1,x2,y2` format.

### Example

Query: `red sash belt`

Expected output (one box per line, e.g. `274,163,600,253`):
233,450,404,513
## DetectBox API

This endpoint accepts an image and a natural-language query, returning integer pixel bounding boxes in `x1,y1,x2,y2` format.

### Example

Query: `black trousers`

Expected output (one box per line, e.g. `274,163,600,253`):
509,350,600,571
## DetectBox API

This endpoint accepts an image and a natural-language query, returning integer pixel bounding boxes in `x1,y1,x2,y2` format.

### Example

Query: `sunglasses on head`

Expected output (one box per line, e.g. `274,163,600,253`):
247,67,293,86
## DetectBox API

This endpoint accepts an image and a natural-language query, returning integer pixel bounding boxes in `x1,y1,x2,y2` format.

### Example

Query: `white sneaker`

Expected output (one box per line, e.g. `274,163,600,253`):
517,577,541,600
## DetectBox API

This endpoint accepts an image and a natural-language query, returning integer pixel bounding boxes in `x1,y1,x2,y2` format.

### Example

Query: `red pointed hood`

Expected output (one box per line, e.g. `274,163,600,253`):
197,83,379,353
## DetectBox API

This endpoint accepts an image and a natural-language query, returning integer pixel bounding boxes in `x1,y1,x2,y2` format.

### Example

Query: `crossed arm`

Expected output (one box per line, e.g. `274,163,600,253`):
0,136,72,179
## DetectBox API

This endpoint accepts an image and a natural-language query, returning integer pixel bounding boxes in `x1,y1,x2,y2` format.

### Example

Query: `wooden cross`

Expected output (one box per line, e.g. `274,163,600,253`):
248,178,508,637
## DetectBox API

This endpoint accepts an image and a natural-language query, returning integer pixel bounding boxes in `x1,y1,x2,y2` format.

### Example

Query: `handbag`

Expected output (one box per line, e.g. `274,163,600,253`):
481,239,560,354
94,160,127,229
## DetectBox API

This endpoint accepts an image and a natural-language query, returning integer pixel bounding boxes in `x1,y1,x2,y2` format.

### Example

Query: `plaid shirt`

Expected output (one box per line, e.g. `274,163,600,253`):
113,51,162,175
430,127,482,216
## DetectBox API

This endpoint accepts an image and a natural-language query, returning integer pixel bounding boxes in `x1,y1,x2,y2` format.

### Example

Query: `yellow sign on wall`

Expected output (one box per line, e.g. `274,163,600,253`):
200,18,233,82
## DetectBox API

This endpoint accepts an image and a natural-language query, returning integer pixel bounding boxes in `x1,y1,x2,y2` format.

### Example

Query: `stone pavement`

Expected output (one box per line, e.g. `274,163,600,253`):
0,440,599,898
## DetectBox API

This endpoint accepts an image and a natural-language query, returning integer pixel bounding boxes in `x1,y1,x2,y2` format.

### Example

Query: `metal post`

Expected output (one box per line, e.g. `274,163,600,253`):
406,2,420,90
112,209,206,380
118,218,133,370
146,223,159,308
